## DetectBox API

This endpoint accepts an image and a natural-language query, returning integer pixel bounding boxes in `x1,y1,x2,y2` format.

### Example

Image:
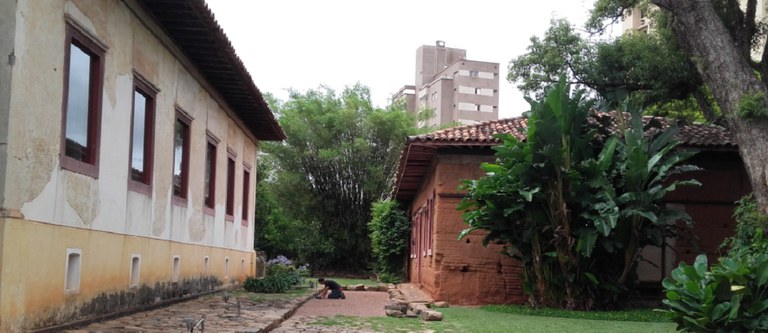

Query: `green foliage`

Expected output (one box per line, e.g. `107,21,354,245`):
588,0,768,94
255,158,333,262
507,17,714,122
587,0,645,34
244,261,303,293
507,19,589,100
244,275,292,293
661,195,768,331
661,254,768,331
368,200,410,283
738,92,768,118
721,194,768,258
258,84,417,271
511,5,729,123
459,78,699,309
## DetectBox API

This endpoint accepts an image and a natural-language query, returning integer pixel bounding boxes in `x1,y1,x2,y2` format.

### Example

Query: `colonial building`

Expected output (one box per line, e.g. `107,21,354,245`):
0,0,284,330
392,116,749,305
393,41,500,128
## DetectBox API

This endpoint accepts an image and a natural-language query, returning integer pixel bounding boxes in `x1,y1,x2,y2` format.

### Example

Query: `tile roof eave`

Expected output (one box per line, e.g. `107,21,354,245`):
137,0,285,141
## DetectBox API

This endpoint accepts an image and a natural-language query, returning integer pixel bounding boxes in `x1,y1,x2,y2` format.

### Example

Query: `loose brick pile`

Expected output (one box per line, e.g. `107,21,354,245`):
384,284,446,321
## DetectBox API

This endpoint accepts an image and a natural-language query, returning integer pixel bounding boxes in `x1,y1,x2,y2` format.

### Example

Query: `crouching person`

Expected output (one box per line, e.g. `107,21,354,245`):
318,278,346,299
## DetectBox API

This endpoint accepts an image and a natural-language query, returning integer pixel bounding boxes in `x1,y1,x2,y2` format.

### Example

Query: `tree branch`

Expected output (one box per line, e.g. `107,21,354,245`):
651,0,672,10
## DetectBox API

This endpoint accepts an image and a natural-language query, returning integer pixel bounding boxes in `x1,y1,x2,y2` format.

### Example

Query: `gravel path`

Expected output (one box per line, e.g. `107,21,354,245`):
293,290,390,317
272,291,390,332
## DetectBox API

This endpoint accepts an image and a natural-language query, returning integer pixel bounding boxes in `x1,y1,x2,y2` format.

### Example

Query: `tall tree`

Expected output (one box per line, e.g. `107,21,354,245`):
589,0,768,213
261,84,415,271
508,18,716,122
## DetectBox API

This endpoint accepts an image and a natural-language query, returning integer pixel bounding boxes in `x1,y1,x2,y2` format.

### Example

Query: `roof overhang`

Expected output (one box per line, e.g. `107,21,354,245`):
137,0,285,141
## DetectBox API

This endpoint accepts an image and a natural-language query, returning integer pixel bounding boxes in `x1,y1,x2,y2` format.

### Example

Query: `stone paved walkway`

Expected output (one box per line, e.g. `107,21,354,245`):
61,284,429,333
62,291,314,333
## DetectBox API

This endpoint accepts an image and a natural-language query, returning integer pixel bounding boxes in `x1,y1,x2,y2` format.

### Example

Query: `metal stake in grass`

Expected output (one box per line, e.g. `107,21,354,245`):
236,298,242,317
183,315,205,332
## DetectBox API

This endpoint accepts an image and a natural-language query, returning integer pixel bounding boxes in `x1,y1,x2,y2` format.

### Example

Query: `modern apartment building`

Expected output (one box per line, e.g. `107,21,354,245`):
393,41,500,127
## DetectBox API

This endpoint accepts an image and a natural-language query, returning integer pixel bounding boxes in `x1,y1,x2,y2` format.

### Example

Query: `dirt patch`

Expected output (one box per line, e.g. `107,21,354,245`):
292,291,390,317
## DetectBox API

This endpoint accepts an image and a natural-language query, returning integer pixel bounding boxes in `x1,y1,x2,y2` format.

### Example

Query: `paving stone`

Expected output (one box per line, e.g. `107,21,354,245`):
64,284,430,333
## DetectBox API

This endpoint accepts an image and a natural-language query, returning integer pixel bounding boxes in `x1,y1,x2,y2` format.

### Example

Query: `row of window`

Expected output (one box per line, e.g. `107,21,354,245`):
457,85,496,97
61,23,250,223
456,69,497,79
457,102,496,112
64,248,245,292
411,191,435,258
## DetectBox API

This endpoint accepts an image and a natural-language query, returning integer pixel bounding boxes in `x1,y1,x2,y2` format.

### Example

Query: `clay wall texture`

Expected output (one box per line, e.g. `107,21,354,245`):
408,153,525,305
407,149,750,305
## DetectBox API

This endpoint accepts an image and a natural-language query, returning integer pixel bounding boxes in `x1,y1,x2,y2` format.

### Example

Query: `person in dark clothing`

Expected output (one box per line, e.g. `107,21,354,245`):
317,278,346,299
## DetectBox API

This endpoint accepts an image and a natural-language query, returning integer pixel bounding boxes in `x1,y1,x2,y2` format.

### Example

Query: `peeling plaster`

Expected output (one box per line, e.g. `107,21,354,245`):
10,126,57,203
19,161,58,223
65,172,99,225
188,209,205,242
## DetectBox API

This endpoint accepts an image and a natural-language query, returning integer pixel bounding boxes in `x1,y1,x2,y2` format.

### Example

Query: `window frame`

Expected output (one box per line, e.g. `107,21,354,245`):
127,72,158,194
171,109,192,206
241,164,251,226
225,149,236,221
203,133,219,215
60,23,106,178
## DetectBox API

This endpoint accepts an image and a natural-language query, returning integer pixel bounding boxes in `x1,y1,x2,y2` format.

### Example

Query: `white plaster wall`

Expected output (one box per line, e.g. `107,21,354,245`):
7,0,260,252
125,191,152,236
0,0,16,210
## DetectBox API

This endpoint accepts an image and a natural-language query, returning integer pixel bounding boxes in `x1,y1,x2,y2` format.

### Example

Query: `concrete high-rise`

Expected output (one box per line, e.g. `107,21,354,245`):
393,41,500,127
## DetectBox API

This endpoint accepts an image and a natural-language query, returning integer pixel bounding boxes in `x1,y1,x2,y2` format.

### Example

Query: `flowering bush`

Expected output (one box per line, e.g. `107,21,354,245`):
267,255,293,266
245,255,304,293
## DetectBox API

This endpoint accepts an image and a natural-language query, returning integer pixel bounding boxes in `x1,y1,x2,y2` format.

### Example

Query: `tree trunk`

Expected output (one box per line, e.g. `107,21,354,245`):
653,0,768,213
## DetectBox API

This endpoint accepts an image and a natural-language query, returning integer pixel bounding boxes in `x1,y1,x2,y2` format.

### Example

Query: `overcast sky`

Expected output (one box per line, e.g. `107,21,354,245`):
205,0,603,119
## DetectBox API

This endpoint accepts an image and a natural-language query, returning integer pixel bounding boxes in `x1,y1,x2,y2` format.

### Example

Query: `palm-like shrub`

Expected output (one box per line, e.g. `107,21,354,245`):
459,78,699,309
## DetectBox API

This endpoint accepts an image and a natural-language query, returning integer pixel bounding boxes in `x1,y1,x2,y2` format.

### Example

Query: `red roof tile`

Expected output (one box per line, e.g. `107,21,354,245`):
393,113,737,201
408,113,735,147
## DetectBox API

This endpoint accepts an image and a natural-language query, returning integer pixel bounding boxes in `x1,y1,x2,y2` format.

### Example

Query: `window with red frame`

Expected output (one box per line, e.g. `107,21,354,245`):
241,166,250,225
172,111,191,201
225,153,235,219
128,74,157,193
203,136,218,211
61,23,105,178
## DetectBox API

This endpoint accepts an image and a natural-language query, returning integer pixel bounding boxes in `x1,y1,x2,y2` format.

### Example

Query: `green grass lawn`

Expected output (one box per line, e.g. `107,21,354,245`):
320,277,383,287
311,307,677,333
483,304,672,322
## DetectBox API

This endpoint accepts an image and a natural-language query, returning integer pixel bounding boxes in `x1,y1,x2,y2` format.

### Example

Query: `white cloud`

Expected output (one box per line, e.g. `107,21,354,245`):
205,0,597,118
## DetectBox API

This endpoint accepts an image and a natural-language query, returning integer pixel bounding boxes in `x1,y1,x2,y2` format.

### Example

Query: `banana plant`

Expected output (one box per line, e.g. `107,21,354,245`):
459,77,701,309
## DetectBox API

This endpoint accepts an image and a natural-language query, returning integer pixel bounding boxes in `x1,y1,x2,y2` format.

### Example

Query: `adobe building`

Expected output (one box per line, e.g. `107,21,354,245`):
392,116,750,305
393,41,500,128
0,0,284,330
